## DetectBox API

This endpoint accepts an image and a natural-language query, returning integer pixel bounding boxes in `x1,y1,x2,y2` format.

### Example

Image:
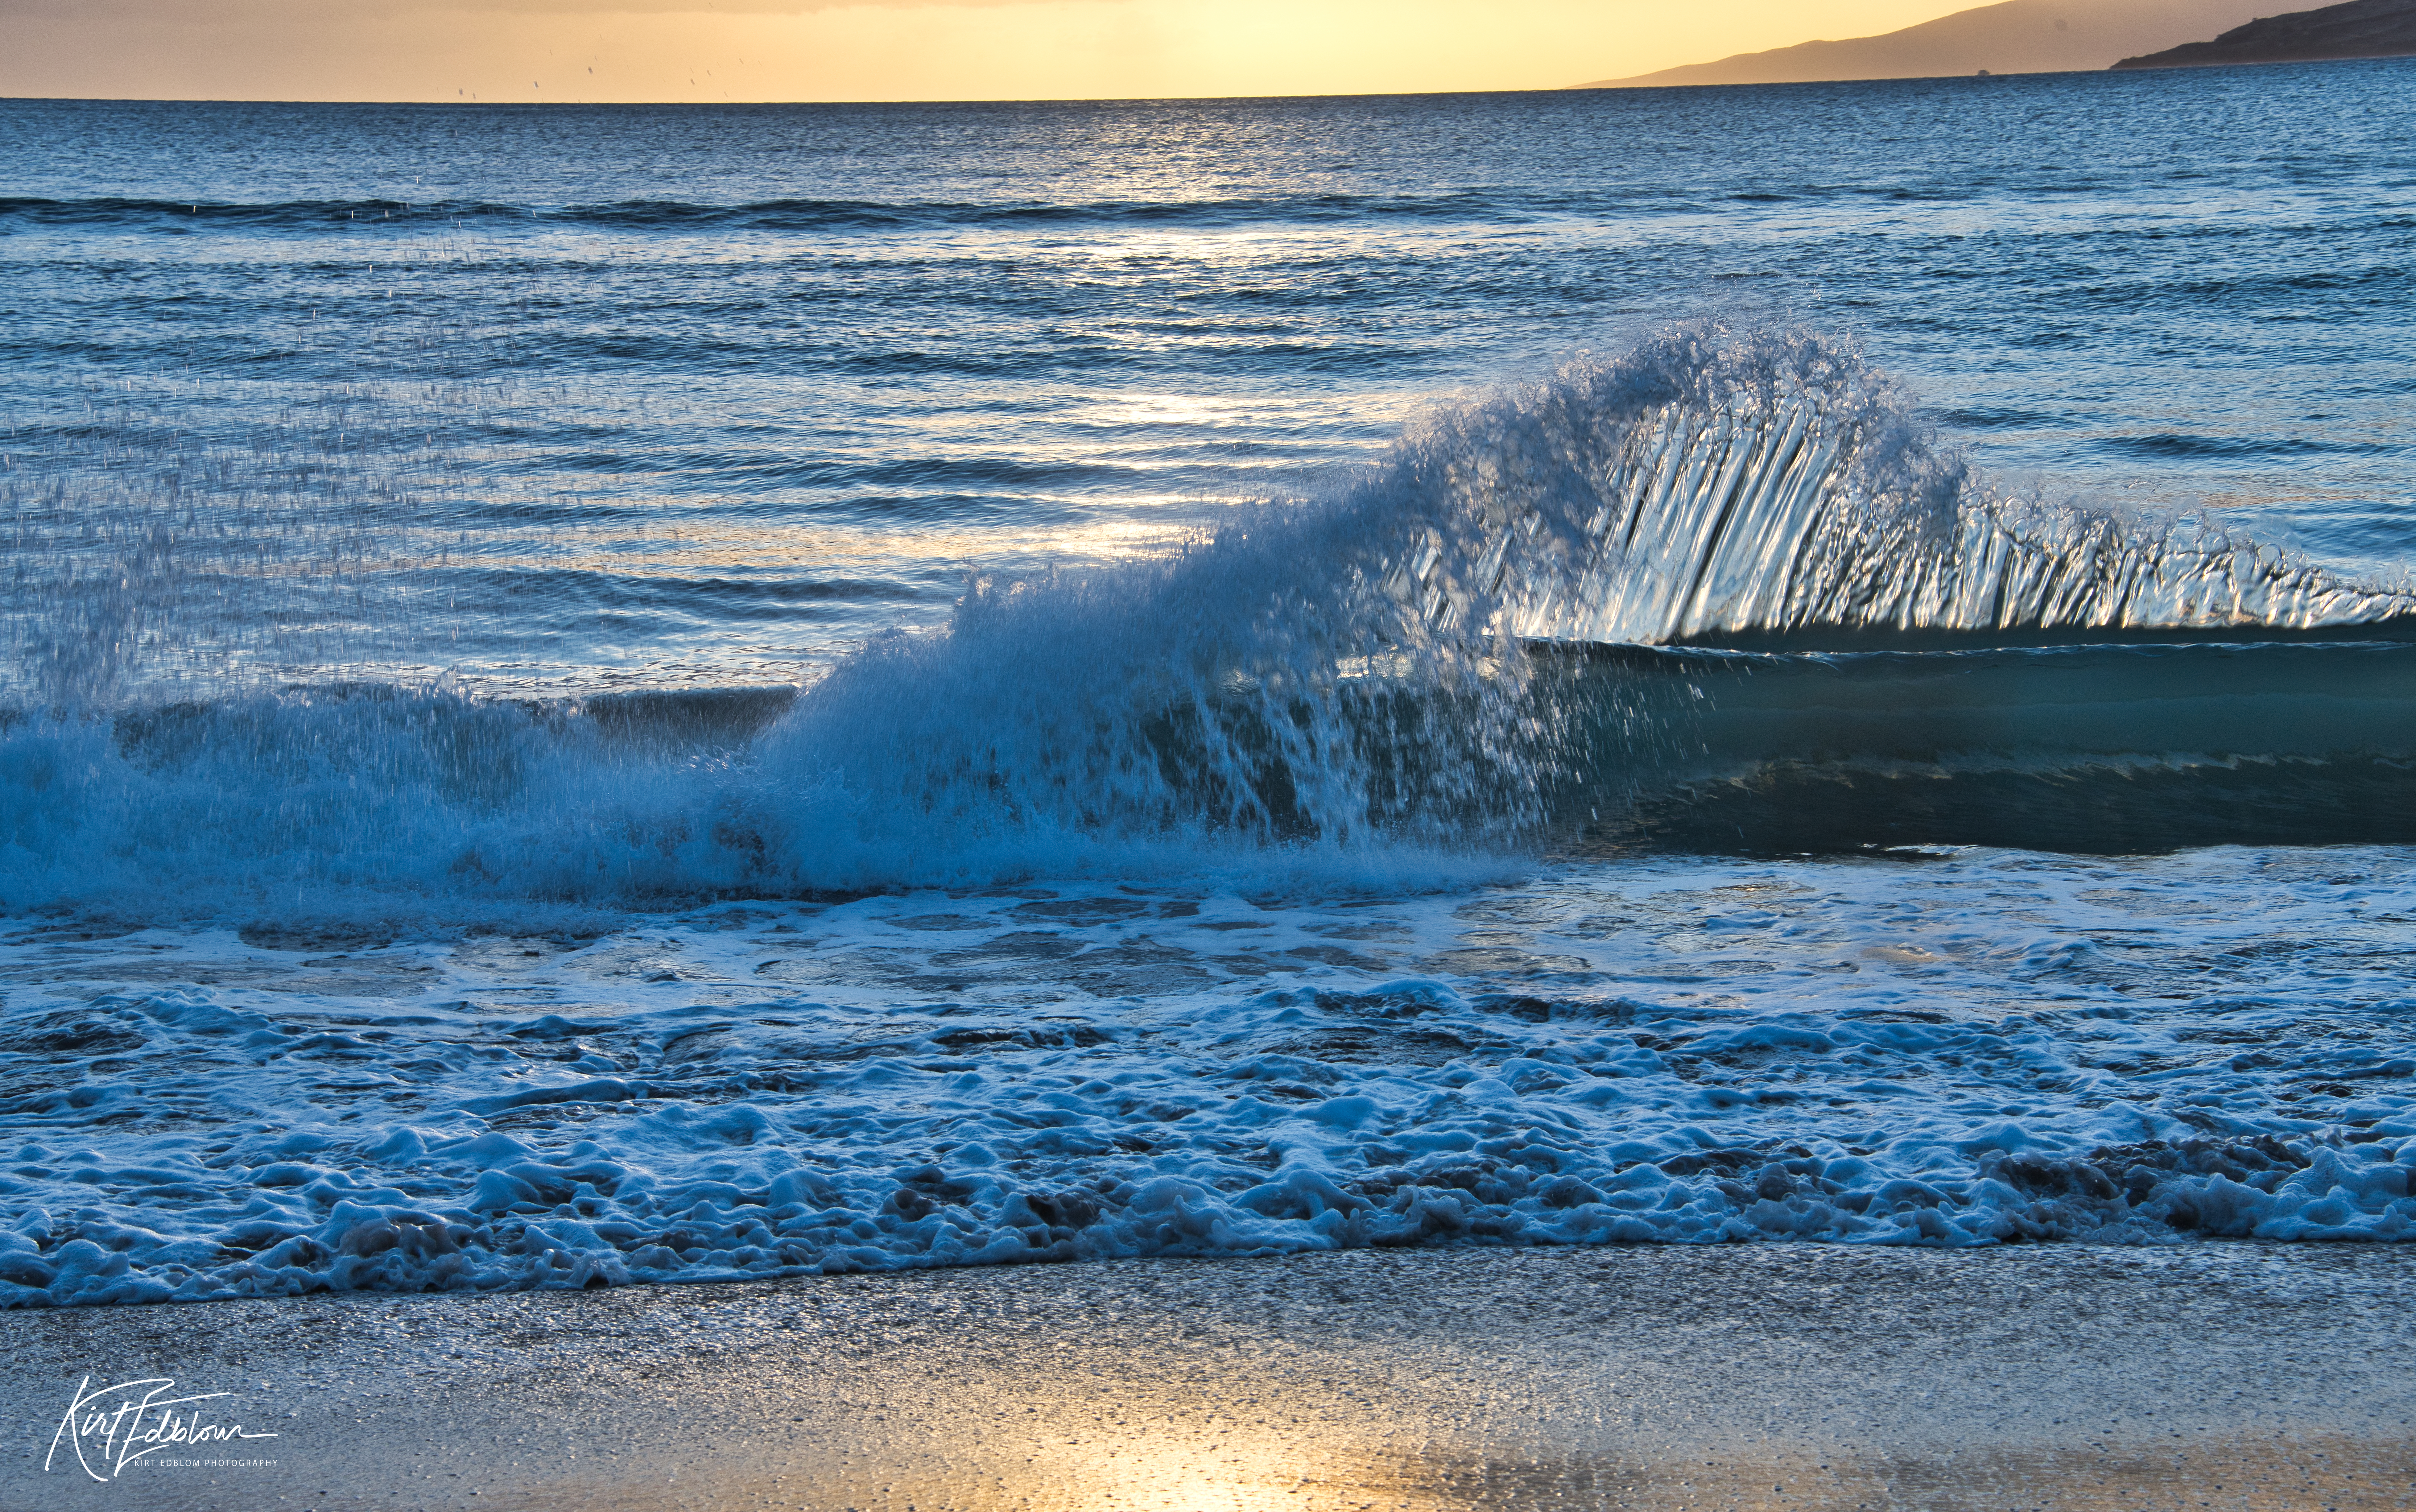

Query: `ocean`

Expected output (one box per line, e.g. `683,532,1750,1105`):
2,61,2413,1307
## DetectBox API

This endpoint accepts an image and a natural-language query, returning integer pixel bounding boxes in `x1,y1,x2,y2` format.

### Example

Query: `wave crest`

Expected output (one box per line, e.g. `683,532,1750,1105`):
1381,324,2412,647
773,321,2416,863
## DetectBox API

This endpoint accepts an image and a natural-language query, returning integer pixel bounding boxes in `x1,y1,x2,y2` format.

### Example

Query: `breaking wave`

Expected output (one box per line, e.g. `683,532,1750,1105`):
3,322,2412,917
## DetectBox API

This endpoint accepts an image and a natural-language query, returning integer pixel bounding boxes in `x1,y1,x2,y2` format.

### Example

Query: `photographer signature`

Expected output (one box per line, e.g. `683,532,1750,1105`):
46,1375,280,1482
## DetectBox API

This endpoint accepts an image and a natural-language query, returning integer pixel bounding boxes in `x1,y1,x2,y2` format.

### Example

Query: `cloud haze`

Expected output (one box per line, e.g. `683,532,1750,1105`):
0,0,2049,101
0,0,1047,14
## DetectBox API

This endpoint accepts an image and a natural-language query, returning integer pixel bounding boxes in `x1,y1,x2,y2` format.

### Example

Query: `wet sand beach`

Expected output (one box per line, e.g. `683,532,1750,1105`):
6,1242,2413,1511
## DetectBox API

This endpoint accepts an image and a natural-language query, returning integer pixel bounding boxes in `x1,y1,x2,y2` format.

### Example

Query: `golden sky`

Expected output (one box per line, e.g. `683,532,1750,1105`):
0,0,1990,102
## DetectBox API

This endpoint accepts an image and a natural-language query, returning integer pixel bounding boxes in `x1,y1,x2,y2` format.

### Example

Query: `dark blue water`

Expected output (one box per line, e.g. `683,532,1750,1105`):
5,68,2416,1306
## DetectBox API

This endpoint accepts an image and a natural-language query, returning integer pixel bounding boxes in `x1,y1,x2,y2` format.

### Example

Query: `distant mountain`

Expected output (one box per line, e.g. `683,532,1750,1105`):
2112,0,2416,68
1576,0,2268,88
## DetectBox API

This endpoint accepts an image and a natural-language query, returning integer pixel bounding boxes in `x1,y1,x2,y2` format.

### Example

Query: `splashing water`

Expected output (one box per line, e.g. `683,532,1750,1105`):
1,322,2412,918
1381,325,2413,648
757,323,2416,873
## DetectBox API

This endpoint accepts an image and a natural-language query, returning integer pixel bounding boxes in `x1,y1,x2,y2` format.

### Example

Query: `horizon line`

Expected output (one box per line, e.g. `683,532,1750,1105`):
0,69,2179,110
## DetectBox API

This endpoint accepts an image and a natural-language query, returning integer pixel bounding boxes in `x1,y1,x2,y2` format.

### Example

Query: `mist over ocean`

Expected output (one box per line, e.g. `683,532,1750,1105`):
3,62,2415,1306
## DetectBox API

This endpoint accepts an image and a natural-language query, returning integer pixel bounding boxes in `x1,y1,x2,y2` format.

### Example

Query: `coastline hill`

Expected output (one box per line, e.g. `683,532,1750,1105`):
2112,0,2416,68
1576,0,2266,87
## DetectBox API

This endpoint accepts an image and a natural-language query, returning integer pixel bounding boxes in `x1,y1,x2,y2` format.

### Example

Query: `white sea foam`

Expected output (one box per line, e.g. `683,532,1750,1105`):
5,326,2415,1306
6,846,2414,1306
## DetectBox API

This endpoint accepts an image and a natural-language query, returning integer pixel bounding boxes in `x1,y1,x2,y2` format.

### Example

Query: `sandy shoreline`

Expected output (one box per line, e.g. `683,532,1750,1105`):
5,1242,2414,1510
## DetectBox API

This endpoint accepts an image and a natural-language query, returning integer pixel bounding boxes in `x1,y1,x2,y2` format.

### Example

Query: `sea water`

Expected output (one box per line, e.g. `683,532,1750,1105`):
2,64,2414,1305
